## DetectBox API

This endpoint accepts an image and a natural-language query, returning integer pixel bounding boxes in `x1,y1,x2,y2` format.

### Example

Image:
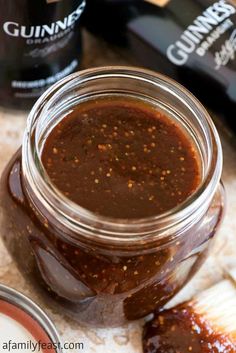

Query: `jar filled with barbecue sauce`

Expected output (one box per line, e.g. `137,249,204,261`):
0,67,225,327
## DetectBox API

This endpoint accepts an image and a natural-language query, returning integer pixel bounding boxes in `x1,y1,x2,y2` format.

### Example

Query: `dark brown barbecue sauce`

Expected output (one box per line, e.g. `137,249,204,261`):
143,304,236,353
0,95,224,327
42,97,201,218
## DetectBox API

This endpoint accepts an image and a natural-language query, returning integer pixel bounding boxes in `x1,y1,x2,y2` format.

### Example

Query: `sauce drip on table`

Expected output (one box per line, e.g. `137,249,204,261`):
42,97,201,218
143,304,236,353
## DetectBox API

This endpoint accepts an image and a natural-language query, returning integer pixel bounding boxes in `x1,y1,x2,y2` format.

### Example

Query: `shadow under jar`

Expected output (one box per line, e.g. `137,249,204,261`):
0,67,225,327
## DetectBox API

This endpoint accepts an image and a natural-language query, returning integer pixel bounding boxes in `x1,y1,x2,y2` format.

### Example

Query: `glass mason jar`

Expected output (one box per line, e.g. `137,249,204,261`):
0,67,225,327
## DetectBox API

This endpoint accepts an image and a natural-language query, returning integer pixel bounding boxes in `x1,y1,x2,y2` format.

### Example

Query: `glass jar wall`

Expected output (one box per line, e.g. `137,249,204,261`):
0,67,225,327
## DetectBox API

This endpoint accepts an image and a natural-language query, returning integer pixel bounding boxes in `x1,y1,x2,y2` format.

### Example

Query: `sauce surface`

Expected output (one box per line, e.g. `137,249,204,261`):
42,97,201,218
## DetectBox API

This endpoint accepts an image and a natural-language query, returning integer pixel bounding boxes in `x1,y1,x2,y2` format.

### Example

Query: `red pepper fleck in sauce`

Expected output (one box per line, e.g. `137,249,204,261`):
42,97,201,218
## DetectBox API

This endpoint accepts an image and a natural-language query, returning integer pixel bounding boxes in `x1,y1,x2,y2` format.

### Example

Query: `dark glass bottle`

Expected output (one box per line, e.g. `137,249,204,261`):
83,0,236,130
0,0,85,110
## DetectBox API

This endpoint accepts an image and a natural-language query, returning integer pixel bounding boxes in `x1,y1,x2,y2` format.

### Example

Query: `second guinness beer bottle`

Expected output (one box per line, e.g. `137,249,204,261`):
0,0,85,110
83,0,236,130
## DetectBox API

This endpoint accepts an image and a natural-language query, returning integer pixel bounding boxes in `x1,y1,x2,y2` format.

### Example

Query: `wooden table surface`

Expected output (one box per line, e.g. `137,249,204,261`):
0,30,236,353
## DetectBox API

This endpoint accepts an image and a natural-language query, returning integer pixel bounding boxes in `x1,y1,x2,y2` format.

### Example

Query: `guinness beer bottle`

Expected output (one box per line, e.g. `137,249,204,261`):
0,0,85,110
83,0,236,130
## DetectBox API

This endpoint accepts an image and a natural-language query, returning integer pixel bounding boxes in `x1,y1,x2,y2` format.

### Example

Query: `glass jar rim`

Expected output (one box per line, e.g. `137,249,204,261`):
22,66,223,246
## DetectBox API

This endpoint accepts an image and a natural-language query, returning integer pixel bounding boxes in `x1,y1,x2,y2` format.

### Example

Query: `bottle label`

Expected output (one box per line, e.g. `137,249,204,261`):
3,2,85,44
214,28,236,69
12,59,78,98
166,0,236,70
0,0,85,106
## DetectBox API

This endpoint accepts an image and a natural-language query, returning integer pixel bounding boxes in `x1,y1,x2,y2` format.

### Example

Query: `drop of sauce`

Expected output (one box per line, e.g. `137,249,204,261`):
143,304,236,353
